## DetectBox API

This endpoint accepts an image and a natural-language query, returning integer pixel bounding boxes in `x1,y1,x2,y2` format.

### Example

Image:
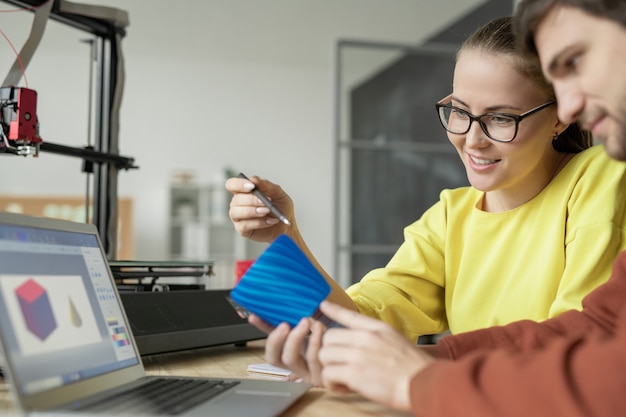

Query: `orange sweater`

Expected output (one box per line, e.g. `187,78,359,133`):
410,251,626,417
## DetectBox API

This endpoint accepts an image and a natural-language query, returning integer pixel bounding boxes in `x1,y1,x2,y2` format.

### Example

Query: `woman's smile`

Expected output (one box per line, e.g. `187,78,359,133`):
467,152,501,171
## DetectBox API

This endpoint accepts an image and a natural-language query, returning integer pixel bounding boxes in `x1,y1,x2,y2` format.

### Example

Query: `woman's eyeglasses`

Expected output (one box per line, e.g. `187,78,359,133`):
435,96,555,143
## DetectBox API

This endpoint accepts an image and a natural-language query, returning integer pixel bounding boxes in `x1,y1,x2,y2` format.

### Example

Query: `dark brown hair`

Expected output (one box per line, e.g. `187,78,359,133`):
515,0,626,58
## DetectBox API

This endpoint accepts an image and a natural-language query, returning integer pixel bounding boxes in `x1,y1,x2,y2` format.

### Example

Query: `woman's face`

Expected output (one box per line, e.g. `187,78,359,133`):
449,50,561,204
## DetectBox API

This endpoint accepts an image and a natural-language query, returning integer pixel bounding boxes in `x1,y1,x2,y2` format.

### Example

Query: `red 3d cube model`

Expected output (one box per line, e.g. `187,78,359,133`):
16,278,57,341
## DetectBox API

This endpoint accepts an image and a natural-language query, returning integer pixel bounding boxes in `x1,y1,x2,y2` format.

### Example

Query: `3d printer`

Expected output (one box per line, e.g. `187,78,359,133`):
0,86,42,156
0,0,265,356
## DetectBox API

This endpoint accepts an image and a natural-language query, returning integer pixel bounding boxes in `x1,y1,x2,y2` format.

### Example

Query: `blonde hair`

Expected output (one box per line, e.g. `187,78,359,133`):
460,16,593,152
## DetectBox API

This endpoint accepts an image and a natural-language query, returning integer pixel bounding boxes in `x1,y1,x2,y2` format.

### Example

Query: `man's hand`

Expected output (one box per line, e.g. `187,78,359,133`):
318,301,435,411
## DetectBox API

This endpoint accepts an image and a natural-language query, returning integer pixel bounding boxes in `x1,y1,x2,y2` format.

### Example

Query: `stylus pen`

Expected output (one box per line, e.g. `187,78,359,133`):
237,173,291,226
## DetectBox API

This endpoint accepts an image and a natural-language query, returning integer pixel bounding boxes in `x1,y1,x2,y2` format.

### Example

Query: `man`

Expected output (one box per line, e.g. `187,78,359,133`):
272,2,626,416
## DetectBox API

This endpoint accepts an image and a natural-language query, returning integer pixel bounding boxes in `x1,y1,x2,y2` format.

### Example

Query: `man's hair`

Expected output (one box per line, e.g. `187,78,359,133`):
461,16,592,153
514,0,626,57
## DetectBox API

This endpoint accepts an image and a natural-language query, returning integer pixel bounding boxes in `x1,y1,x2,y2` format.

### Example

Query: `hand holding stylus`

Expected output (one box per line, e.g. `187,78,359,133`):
236,173,291,226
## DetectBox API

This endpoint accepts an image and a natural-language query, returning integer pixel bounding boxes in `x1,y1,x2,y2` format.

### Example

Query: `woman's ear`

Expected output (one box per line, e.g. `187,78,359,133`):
554,117,568,137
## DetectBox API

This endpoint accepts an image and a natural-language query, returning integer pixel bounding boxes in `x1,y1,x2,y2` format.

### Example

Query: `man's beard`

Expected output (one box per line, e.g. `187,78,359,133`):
590,103,626,161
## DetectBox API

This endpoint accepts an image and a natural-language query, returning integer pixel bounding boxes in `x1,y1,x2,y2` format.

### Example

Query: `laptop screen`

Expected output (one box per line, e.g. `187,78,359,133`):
0,219,140,396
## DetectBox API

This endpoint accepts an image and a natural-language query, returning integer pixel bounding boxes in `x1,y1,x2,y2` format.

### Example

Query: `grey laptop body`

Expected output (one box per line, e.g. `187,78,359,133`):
0,212,309,416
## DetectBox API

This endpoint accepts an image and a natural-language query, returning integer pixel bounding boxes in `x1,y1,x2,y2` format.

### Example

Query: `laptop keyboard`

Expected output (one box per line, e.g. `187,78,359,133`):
76,377,240,415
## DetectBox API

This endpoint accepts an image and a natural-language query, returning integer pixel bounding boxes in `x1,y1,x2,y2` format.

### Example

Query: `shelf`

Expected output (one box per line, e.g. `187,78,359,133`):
168,183,268,289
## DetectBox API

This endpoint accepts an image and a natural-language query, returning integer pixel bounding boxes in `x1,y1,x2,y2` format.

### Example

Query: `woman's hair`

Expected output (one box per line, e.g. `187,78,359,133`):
514,0,626,58
459,16,593,153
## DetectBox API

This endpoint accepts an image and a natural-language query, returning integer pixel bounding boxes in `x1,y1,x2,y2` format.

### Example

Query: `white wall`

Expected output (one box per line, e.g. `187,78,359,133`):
0,0,484,282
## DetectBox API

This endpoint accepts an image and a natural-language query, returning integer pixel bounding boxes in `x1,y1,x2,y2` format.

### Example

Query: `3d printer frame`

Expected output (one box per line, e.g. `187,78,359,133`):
1,0,133,259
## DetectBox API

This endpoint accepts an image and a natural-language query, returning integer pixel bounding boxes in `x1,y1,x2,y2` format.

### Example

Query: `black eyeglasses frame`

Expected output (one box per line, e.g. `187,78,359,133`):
435,99,556,143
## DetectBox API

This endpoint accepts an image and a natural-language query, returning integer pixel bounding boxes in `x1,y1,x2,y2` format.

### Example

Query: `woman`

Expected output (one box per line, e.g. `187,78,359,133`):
226,17,626,345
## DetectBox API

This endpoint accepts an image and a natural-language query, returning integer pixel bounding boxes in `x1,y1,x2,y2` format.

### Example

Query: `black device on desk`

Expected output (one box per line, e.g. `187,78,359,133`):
110,261,266,356
0,213,307,417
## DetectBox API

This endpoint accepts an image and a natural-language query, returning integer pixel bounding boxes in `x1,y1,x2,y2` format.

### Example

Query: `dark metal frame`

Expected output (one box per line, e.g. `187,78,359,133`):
2,0,135,259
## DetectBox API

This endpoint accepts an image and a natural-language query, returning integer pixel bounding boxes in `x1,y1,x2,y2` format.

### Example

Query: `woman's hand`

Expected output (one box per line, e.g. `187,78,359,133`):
248,314,326,386
225,175,294,243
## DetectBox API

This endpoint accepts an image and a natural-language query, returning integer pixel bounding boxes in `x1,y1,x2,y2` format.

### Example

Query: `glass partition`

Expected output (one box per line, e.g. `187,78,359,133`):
333,40,469,286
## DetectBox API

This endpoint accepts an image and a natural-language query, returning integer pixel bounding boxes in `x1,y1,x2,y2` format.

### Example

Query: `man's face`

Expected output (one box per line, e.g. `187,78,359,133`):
535,5,626,160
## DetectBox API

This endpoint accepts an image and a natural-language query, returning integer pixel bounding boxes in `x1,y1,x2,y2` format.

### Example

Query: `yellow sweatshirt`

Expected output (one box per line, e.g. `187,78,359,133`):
347,145,626,342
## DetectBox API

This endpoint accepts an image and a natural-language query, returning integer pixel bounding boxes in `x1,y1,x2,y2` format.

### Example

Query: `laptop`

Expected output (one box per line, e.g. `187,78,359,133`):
0,212,309,416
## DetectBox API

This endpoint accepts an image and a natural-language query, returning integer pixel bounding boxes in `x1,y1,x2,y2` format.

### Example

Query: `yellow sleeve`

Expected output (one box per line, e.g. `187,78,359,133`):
346,198,451,342
549,148,626,316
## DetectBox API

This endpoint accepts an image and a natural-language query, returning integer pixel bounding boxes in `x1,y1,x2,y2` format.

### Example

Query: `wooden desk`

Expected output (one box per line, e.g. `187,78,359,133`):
0,340,410,416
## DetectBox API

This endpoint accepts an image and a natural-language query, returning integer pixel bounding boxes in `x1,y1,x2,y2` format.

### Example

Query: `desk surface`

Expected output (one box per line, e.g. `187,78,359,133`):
0,340,410,417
